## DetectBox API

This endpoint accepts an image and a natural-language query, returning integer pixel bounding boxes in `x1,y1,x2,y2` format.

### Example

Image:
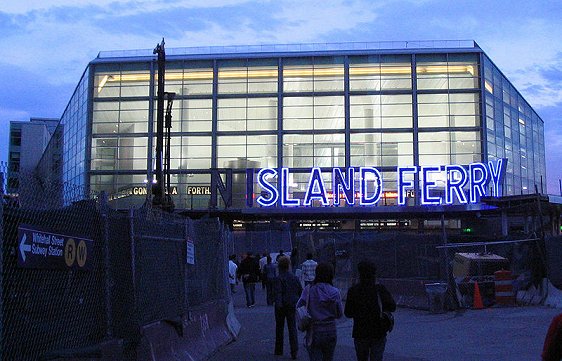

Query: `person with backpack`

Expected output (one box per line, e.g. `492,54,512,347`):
345,261,396,361
297,262,343,361
273,256,302,359
238,251,261,308
263,255,278,305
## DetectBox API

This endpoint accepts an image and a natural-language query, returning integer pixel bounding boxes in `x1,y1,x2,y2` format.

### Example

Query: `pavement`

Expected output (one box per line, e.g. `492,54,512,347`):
209,283,561,361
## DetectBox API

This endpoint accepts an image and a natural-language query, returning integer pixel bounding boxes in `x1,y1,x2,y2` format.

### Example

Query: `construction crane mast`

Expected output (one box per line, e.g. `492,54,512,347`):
152,39,175,212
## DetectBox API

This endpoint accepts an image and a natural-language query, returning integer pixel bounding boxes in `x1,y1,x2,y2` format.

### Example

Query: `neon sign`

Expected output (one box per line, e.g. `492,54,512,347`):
250,158,507,208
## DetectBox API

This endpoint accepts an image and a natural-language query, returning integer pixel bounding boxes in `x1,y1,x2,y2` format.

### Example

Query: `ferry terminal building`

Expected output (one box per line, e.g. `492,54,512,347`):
28,40,561,238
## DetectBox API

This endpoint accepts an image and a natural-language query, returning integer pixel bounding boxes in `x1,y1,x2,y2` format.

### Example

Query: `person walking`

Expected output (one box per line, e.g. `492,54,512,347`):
228,254,238,295
273,256,302,359
263,255,278,305
301,253,318,286
238,251,260,308
291,247,299,273
297,262,343,361
259,252,268,290
542,313,562,361
344,261,396,361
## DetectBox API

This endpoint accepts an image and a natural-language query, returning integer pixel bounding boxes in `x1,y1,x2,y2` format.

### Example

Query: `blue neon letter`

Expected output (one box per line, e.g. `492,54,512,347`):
333,168,355,206
421,166,442,205
445,165,468,204
469,163,489,203
397,166,417,206
304,167,329,206
281,168,300,207
488,158,507,197
256,168,279,207
360,167,382,206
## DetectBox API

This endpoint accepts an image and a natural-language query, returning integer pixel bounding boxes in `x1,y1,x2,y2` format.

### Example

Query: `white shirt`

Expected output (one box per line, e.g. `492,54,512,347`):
228,260,238,285
301,259,318,282
259,256,267,271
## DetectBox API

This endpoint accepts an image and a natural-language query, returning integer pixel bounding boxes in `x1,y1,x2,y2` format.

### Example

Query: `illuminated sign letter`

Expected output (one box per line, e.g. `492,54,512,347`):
445,165,468,204
397,166,417,206
281,168,300,207
488,158,507,197
359,167,382,206
469,163,489,203
256,168,278,207
304,167,329,206
421,166,441,205
333,168,355,206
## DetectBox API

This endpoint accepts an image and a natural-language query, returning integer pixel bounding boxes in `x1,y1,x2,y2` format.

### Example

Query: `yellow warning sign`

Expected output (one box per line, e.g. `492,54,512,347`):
77,240,87,268
65,238,76,267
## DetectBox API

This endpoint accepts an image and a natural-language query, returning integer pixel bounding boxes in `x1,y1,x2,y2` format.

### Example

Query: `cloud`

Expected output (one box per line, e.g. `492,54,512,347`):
0,0,255,15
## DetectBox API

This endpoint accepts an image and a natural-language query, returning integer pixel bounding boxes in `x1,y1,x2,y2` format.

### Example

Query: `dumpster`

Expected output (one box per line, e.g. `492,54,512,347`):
425,282,448,313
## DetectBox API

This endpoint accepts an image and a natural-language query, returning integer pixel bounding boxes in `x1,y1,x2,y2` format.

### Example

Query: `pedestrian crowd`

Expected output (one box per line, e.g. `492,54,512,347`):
229,249,396,361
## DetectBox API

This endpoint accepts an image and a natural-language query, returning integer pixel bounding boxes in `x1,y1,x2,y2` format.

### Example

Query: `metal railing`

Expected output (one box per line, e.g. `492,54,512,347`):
97,40,477,59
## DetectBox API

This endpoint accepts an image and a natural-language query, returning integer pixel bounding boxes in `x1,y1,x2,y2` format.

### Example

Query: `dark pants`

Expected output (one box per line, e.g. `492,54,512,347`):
275,306,298,356
307,329,337,361
354,337,386,361
265,280,275,305
243,282,255,306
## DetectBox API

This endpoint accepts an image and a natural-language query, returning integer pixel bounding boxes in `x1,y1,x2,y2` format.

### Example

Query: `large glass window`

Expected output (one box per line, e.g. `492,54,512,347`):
218,59,278,94
217,135,277,168
218,97,277,131
349,54,412,91
350,94,412,129
94,63,151,98
283,57,344,92
283,96,344,130
350,133,413,167
416,53,479,90
180,99,212,132
93,101,149,134
418,131,480,165
283,134,345,168
417,93,480,128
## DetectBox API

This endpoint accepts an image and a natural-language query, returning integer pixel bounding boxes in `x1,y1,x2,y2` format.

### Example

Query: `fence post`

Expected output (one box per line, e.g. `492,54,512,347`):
184,218,190,314
129,208,137,313
0,180,4,361
100,192,113,338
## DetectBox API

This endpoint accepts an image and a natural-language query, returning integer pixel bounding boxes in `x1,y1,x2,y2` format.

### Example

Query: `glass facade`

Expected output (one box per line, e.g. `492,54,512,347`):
49,44,543,209
483,56,546,195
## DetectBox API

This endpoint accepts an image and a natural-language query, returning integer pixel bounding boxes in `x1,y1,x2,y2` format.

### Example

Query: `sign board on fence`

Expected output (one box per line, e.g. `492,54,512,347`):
17,225,94,271
186,237,195,265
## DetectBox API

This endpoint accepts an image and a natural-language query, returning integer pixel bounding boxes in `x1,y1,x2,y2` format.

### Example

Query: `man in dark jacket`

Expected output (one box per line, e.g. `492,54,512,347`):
273,256,302,359
345,261,396,361
238,251,261,307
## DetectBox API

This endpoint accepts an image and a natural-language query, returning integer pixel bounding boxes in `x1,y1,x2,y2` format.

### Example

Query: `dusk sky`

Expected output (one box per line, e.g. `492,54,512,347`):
0,0,560,193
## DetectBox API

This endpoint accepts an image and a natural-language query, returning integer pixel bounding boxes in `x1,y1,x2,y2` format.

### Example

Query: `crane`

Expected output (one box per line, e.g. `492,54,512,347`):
152,39,175,212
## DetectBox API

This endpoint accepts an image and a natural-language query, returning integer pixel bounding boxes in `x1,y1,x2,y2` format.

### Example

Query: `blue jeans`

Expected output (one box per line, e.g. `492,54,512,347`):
306,329,337,361
243,282,255,306
354,337,386,361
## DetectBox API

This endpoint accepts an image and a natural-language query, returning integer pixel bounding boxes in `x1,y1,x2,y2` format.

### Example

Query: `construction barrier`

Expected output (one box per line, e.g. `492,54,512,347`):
137,299,236,361
544,278,562,309
494,270,516,306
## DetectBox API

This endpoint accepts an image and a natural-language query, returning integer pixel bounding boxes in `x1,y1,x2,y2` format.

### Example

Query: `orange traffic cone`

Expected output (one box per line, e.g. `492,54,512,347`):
473,281,484,309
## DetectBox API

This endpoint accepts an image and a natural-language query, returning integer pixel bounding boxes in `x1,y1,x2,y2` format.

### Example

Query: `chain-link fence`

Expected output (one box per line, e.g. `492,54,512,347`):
290,227,546,311
1,164,233,361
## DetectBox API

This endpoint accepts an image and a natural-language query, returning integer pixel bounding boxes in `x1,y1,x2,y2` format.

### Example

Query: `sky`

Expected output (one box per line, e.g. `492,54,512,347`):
0,0,561,193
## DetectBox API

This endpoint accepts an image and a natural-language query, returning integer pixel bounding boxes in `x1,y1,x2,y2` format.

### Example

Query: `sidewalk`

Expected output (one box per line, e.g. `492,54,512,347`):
209,283,560,360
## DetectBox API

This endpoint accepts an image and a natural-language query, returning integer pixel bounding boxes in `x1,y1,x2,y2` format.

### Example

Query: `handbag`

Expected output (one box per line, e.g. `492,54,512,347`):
296,285,313,332
377,288,394,333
